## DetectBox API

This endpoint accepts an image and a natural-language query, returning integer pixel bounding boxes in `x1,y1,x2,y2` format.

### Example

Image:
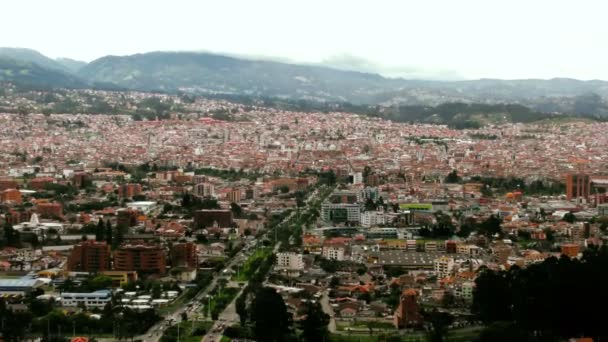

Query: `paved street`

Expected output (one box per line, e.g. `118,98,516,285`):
320,291,337,334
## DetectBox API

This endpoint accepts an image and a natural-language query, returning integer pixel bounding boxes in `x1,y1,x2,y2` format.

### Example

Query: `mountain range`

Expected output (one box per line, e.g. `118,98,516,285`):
1,47,608,117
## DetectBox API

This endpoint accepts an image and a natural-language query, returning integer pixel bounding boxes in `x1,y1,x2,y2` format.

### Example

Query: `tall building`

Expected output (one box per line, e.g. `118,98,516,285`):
193,209,233,229
193,183,215,197
113,243,166,275
394,289,422,328
171,242,198,268
67,241,111,272
226,188,242,202
118,183,143,199
566,174,590,201
434,257,455,279
276,252,304,270
117,208,138,227
72,172,91,189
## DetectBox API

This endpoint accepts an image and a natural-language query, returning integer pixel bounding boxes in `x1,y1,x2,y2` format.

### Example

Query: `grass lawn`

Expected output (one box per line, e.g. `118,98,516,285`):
161,320,214,342
200,287,240,318
231,247,272,282
329,326,483,342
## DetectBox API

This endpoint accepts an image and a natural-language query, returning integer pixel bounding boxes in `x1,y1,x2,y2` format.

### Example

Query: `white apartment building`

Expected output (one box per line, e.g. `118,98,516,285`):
322,246,346,261
360,211,387,227
434,257,455,279
276,252,304,270
193,183,215,198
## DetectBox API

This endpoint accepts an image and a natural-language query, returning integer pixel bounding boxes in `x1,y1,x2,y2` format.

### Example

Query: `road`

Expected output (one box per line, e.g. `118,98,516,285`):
320,291,337,334
202,186,327,341
130,238,253,342
130,186,327,342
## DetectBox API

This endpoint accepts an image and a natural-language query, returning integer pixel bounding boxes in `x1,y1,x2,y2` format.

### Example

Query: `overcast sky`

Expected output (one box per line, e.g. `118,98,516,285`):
2,0,607,80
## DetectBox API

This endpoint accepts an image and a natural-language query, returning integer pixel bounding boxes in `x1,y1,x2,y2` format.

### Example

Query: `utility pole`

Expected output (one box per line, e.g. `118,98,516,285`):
177,322,180,341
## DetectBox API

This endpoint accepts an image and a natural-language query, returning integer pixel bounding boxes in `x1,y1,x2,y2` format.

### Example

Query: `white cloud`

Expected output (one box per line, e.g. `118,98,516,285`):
1,0,608,80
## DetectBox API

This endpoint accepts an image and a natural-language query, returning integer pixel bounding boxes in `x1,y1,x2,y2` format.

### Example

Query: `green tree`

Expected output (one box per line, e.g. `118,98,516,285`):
3,221,20,247
478,215,502,238
562,211,576,223
251,287,291,342
105,220,113,247
424,309,454,342
300,302,329,342
444,169,461,183
95,218,105,241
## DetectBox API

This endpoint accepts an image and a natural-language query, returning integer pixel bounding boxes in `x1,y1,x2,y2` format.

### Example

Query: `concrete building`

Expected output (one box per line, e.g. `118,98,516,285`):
322,246,346,261
360,211,386,227
321,203,361,223
276,252,304,271
434,257,455,279
193,183,215,197
61,290,112,308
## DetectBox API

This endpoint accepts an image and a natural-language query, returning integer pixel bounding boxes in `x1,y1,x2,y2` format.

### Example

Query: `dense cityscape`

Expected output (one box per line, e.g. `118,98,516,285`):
3,1,608,341
0,87,607,342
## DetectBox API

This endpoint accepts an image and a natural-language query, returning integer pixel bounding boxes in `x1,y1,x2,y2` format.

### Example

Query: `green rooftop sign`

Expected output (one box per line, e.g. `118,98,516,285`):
399,203,433,210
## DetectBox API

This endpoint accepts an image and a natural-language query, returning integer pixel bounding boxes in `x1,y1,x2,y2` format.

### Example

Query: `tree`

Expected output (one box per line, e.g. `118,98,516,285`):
300,302,329,342
424,309,454,342
3,221,20,247
562,211,576,223
95,219,105,241
181,312,188,322
444,169,461,183
105,220,113,247
236,292,248,326
251,287,291,342
478,215,502,238
231,202,244,218
365,198,377,211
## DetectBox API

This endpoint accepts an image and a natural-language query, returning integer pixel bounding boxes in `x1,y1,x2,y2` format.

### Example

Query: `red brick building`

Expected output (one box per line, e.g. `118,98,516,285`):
171,242,198,268
113,243,166,275
0,189,22,204
117,209,138,227
0,177,18,191
67,240,111,272
28,177,55,190
118,183,143,199
394,288,422,328
72,172,91,189
36,202,63,219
